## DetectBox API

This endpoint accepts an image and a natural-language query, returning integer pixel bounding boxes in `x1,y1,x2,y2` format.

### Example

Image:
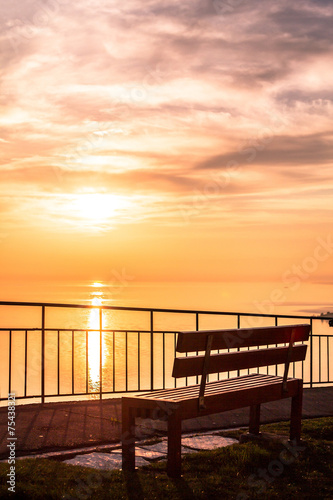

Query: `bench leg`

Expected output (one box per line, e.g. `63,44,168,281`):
290,381,303,443
249,404,261,435
167,409,182,478
122,402,136,471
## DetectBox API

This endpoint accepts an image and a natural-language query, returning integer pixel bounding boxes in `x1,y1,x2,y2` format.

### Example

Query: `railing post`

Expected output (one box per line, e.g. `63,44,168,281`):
8,330,12,395
150,310,154,391
41,306,45,404
24,330,28,398
310,318,313,388
327,336,330,383
237,314,241,377
275,317,278,376
100,308,103,399
195,312,199,384
72,330,74,396
58,330,61,396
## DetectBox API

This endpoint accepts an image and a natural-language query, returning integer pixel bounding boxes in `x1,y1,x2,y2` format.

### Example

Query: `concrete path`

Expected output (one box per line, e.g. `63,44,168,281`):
0,387,332,460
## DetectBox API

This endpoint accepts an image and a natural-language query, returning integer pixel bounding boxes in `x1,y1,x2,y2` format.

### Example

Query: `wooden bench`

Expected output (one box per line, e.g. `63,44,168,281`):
121,324,310,477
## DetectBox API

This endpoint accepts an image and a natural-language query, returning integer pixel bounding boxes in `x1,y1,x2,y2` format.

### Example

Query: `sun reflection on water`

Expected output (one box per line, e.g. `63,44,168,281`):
88,296,108,391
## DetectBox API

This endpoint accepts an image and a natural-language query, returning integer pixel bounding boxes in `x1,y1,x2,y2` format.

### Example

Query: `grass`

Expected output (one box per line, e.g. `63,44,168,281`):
0,417,332,499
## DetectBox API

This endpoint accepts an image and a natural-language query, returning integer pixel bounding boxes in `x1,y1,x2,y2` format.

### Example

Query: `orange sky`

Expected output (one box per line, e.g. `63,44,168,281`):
0,0,333,284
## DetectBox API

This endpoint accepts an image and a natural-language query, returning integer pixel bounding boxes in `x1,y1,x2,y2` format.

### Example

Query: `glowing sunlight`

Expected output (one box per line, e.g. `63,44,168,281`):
73,193,131,225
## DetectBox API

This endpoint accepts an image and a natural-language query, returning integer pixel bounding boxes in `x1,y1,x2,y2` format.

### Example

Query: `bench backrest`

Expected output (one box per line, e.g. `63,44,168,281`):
172,324,310,379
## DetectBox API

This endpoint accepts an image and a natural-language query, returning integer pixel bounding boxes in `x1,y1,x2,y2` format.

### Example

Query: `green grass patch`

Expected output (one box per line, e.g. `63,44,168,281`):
0,417,332,499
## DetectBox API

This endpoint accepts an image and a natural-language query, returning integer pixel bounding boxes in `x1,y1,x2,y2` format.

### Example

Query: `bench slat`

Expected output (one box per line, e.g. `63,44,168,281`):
176,324,310,352
178,378,300,420
172,344,307,378
138,374,279,400
140,375,285,401
139,373,275,397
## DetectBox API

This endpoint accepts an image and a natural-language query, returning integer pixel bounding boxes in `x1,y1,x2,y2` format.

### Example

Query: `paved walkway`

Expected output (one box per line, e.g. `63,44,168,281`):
0,387,332,460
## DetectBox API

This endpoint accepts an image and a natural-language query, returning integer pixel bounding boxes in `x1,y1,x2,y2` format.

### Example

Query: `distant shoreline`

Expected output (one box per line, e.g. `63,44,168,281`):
319,312,333,318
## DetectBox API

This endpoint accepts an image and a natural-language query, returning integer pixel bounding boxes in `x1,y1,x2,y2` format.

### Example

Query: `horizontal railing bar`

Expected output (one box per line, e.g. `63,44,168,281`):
311,334,333,337
0,300,331,321
0,328,181,333
0,389,155,401
303,381,332,385
1,328,332,338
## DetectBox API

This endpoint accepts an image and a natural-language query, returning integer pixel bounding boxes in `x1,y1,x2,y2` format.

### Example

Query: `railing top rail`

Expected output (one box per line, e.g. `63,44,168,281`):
1,327,332,336
0,300,330,321
0,328,181,333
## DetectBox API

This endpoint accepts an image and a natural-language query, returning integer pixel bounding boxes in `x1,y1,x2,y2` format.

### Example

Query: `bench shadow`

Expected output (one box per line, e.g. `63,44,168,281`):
171,477,196,499
122,469,196,500
122,470,145,500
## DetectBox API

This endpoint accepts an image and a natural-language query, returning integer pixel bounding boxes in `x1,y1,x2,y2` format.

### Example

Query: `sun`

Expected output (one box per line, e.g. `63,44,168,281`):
73,193,129,223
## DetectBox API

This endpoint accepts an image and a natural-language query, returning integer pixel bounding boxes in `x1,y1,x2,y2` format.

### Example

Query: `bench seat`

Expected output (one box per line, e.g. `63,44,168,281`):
135,373,298,401
126,374,301,417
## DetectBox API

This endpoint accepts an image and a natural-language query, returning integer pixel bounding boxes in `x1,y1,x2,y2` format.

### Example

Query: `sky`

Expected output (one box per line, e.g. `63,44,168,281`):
0,0,333,285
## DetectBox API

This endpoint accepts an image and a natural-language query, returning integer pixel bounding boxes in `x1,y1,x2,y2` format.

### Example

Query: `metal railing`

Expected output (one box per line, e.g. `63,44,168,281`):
0,301,332,403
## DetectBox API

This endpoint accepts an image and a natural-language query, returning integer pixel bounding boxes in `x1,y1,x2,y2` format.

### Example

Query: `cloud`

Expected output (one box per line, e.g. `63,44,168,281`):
0,163,201,194
0,0,332,246
196,132,333,170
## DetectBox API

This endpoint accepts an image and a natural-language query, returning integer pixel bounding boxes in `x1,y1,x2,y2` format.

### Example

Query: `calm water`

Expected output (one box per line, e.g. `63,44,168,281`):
0,279,332,314
0,280,332,404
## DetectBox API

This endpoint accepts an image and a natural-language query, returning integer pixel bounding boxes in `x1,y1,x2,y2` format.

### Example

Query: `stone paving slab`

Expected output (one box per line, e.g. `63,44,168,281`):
120,439,195,457
181,435,237,450
64,451,150,470
138,446,168,459
137,440,168,455
63,433,239,471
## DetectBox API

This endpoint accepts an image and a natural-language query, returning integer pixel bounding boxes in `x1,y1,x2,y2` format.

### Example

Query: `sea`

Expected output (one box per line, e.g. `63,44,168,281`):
0,279,332,314
0,280,332,405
